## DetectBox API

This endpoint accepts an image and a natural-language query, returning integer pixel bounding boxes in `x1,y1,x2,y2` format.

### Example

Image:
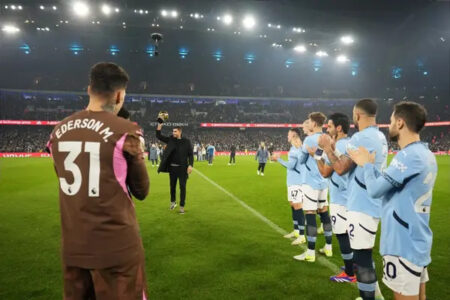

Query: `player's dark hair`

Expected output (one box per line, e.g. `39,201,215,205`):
355,99,377,116
289,128,302,137
308,112,327,127
393,101,427,133
174,126,182,131
328,113,350,134
89,62,129,96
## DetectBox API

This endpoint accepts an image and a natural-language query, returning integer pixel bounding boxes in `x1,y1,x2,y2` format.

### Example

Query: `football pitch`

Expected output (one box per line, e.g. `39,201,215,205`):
0,155,449,299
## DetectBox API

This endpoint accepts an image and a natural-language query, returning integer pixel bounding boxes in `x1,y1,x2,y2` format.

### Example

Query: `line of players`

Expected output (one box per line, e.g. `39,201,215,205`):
272,99,436,300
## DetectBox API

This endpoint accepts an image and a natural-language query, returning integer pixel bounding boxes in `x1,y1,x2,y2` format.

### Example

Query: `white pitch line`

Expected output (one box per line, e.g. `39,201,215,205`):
193,168,341,274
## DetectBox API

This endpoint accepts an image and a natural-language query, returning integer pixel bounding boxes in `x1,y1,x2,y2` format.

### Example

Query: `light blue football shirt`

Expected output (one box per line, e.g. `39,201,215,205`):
299,132,328,190
362,142,437,266
345,126,388,218
324,137,350,206
207,145,215,155
278,145,303,186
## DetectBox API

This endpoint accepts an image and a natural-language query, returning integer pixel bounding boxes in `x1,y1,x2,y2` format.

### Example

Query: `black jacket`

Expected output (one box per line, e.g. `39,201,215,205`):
156,129,194,173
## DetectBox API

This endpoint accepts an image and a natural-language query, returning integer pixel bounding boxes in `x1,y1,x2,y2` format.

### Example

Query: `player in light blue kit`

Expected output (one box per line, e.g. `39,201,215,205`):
301,119,325,235
293,112,332,263
308,113,356,283
207,144,215,165
272,128,306,245
319,99,387,300
349,102,435,300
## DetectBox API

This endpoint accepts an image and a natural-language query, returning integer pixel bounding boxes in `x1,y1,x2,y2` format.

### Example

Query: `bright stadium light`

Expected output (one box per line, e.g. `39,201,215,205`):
161,9,177,18
73,2,90,17
191,13,203,19
39,5,45,10
341,35,354,45
316,50,328,57
294,45,306,53
336,55,349,63
52,6,57,10
11,5,16,10
222,14,233,25
101,4,111,15
2,24,20,34
242,15,256,30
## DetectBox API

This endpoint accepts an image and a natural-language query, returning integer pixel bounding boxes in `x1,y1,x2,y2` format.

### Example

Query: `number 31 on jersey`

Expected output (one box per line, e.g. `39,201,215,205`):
58,141,100,197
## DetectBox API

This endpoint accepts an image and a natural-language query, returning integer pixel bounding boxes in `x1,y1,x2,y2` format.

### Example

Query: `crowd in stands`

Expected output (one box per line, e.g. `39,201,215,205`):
1,125,449,154
1,90,449,153
1,90,449,124
0,126,51,153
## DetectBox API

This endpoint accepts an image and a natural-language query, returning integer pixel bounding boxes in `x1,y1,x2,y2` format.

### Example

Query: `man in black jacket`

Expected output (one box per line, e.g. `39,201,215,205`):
228,145,236,165
156,123,194,214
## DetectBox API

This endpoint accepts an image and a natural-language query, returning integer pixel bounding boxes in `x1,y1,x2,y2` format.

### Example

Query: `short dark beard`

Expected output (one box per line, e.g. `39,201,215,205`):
102,102,115,113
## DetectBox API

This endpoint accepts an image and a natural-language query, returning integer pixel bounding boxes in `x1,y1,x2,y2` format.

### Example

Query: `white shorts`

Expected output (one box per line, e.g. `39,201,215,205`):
301,184,328,211
287,185,303,203
347,211,379,249
382,255,429,296
330,203,347,234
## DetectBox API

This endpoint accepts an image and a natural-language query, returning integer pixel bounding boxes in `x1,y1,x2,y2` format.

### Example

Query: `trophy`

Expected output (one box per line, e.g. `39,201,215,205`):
157,111,169,124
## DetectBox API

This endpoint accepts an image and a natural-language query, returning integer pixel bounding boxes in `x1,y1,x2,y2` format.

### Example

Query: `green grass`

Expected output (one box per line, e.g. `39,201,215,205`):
0,155,449,299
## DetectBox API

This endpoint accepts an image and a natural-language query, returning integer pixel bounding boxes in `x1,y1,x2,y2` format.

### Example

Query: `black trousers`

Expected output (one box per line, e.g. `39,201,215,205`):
258,163,266,172
229,153,236,164
169,166,188,207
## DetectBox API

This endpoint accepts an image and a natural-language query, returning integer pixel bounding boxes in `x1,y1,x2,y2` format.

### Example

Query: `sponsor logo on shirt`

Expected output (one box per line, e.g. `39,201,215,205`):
390,157,408,173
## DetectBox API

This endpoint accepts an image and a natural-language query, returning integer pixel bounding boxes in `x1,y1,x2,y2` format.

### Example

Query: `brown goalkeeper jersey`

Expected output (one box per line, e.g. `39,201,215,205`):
47,110,149,269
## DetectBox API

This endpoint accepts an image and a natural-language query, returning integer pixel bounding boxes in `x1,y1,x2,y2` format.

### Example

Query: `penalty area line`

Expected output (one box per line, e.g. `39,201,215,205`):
193,168,342,275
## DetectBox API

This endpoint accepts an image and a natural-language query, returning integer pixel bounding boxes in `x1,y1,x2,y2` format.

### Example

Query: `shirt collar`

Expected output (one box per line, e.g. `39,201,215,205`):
404,140,424,149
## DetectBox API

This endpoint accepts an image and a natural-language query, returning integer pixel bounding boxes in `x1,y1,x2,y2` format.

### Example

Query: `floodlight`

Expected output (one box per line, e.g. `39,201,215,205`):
294,45,306,53
341,35,354,45
73,2,89,17
242,15,255,30
336,55,349,63
316,51,328,57
2,25,20,34
101,4,111,15
222,14,233,25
